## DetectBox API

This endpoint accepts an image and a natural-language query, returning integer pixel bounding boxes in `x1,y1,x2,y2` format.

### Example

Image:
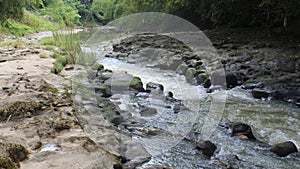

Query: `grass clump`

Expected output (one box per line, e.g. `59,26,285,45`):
40,30,97,74
0,157,16,169
50,55,73,74
0,39,28,49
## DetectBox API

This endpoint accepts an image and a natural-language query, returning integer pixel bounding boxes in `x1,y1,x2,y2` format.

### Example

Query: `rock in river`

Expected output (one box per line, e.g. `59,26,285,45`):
270,141,298,157
231,123,256,140
196,140,217,158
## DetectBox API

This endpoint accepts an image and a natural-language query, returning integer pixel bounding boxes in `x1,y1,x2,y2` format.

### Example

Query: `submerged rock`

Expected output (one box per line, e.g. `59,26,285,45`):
270,141,298,157
140,107,158,117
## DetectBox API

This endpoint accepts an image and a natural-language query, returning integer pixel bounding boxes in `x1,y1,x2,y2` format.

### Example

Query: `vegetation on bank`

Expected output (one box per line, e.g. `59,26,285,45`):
92,0,300,32
1,0,299,74
1,0,300,36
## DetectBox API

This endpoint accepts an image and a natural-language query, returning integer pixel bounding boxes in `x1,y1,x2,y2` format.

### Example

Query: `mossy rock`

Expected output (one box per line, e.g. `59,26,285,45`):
92,63,104,72
130,77,144,92
95,85,112,98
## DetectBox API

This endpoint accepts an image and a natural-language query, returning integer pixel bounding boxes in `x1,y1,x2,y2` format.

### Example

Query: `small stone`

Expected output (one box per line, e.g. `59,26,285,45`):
2,87,10,90
65,65,74,71
31,141,42,150
17,66,23,70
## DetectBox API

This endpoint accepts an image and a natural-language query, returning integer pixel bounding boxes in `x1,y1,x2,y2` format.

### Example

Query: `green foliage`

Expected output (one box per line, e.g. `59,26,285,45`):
22,11,60,31
258,0,300,27
0,0,25,22
91,0,118,22
38,0,81,27
0,157,16,169
0,20,35,36
90,0,300,30
40,29,87,73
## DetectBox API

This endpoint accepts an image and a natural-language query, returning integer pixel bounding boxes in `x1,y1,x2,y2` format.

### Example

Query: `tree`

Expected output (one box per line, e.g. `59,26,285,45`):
0,0,25,22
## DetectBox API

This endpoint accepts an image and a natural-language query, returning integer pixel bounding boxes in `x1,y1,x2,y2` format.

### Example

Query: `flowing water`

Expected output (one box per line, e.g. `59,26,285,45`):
78,29,300,169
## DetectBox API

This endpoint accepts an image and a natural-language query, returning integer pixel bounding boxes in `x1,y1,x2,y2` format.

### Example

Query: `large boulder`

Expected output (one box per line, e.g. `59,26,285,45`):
107,72,145,93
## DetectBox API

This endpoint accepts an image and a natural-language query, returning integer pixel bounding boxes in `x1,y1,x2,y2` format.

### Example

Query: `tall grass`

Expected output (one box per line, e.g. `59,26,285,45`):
39,29,96,74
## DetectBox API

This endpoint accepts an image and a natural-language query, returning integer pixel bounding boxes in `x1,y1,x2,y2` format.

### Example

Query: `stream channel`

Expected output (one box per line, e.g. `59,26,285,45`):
74,26,300,169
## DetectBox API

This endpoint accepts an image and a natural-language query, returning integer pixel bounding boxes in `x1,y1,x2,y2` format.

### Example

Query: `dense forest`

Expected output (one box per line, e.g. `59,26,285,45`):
0,0,300,35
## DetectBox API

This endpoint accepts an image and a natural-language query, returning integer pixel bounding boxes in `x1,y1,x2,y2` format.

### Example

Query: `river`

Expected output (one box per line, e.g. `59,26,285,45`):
76,27,300,169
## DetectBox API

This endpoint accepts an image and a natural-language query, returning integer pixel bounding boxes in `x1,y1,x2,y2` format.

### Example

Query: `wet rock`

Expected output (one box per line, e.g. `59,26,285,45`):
207,85,223,93
252,89,272,99
225,72,238,88
130,77,144,92
211,70,238,89
95,85,112,98
113,163,123,169
196,73,210,87
241,82,263,90
92,63,104,72
107,73,144,93
196,140,217,158
140,107,157,117
143,165,172,169
231,123,256,140
296,98,300,107
210,70,226,88
176,63,188,75
185,68,197,84
122,157,151,169
273,89,300,101
111,116,124,126
270,141,298,157
146,82,164,93
155,57,183,70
